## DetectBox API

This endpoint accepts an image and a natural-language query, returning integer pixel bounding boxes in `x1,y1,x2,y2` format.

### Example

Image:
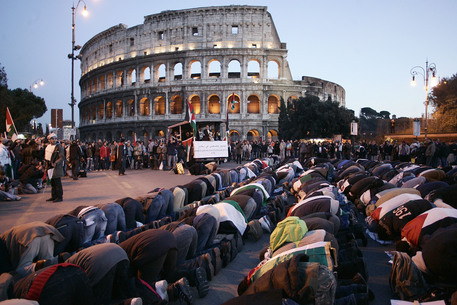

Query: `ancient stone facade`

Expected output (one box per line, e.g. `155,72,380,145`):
78,5,345,142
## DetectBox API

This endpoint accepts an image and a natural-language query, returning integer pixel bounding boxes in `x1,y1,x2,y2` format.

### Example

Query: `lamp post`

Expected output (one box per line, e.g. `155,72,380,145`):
410,59,437,140
68,0,88,129
29,79,44,92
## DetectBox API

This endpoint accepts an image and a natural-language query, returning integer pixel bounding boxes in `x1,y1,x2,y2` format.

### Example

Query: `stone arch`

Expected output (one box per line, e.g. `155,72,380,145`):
139,97,150,116
127,130,135,143
98,102,104,119
127,99,135,116
91,105,96,120
208,59,221,78
248,59,260,78
228,59,241,78
98,132,103,140
116,71,124,87
170,95,183,114
158,64,166,82
99,75,105,91
288,95,298,103
268,95,280,114
127,68,136,85
106,132,112,141
155,96,165,115
229,130,240,142
190,94,201,114
208,94,221,114
267,129,278,141
247,94,260,113
106,102,113,118
267,60,279,79
140,66,151,83
190,60,201,79
142,130,149,142
115,100,123,117
91,133,96,141
107,73,114,89
227,94,240,113
247,129,260,141
174,62,183,80
115,131,122,140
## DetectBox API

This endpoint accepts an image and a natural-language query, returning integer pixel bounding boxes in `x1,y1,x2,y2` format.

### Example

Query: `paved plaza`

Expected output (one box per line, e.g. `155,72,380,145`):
0,162,392,304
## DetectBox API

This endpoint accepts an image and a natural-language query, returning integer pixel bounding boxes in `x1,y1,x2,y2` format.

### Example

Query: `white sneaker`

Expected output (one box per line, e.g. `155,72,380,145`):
129,297,143,305
259,215,272,233
155,279,168,302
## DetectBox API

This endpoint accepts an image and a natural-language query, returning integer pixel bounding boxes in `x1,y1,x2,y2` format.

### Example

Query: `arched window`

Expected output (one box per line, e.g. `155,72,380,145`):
208,60,221,78
267,129,278,141
128,68,136,85
208,95,221,114
98,102,104,119
268,95,280,114
288,96,298,104
158,64,166,82
144,67,151,83
115,100,123,117
229,130,240,142
170,95,183,114
174,63,183,80
140,98,150,116
247,95,260,113
116,71,124,87
267,60,279,79
227,94,240,113
248,60,260,78
127,100,135,116
91,105,96,120
99,75,105,91
190,95,201,114
190,61,201,79
107,73,114,89
155,96,165,115
228,60,241,78
106,102,113,118
247,129,260,141
157,130,165,138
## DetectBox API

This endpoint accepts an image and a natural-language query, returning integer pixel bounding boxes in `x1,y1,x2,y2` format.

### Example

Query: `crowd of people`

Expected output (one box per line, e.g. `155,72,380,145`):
1,133,457,304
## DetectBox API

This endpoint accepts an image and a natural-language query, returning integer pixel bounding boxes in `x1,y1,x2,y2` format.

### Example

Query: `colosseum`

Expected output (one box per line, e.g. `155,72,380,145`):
78,5,345,142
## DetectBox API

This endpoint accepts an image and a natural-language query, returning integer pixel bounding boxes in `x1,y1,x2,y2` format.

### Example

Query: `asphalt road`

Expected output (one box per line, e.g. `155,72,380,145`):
0,162,393,304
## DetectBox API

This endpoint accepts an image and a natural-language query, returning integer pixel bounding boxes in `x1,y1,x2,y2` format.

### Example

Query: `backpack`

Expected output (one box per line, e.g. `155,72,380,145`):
389,251,428,301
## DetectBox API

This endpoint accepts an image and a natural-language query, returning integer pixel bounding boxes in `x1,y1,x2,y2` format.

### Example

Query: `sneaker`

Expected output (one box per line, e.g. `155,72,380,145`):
168,278,193,305
259,215,273,233
201,253,214,281
212,247,222,276
58,252,71,263
247,219,263,241
155,280,168,302
127,297,143,305
194,267,209,298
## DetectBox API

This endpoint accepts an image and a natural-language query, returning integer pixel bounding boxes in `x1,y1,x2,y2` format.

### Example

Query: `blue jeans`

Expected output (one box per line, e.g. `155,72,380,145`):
80,208,108,244
99,203,126,235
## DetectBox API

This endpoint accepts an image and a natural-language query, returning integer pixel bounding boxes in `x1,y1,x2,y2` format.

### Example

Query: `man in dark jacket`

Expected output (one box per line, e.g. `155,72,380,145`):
69,140,83,180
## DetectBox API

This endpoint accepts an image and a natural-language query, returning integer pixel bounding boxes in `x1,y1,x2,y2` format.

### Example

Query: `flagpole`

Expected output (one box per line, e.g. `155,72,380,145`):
6,107,19,139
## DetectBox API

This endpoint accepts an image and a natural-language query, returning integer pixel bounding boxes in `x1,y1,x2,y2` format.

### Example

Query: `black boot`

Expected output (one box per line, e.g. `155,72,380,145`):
167,278,193,305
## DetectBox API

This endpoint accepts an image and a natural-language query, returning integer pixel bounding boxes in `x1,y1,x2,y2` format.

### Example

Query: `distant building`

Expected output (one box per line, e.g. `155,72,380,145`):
78,5,345,142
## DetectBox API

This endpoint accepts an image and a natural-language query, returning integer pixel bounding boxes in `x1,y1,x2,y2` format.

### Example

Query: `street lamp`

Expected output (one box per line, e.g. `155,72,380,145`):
68,0,88,129
29,79,45,92
410,59,437,140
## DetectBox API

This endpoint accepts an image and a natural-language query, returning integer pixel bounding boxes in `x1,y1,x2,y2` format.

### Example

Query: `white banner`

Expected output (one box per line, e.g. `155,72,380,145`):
413,120,421,137
194,141,228,158
350,122,358,136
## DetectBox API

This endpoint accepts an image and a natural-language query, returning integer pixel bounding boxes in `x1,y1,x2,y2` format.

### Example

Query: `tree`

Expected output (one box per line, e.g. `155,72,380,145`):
278,97,290,140
0,63,47,133
278,94,356,140
429,74,457,132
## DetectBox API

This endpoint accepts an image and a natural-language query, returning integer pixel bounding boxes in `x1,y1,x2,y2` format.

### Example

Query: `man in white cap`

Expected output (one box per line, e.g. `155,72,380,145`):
44,134,65,202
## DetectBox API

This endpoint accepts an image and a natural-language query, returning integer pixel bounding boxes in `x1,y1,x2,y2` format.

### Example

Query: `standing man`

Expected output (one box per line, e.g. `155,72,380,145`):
69,140,83,180
117,138,126,176
45,133,65,202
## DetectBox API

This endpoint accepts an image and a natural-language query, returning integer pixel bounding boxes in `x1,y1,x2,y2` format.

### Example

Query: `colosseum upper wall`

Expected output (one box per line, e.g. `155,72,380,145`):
78,5,345,142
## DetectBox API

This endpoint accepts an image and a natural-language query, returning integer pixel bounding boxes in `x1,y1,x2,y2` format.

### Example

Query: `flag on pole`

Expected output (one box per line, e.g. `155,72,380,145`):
182,136,193,162
185,99,197,138
5,107,18,141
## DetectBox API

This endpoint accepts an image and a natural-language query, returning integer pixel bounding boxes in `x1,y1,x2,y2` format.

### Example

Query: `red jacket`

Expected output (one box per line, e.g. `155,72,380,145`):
100,145,110,158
